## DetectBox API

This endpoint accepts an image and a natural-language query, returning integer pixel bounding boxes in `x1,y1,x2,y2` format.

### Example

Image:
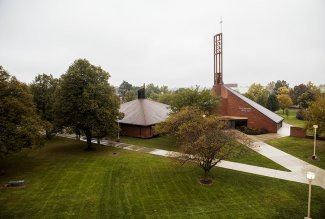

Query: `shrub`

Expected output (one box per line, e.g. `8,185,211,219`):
296,109,305,120
238,126,268,135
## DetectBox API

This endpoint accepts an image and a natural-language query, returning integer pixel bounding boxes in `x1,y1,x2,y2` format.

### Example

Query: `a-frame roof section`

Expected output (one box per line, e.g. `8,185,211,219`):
224,86,283,123
119,99,171,126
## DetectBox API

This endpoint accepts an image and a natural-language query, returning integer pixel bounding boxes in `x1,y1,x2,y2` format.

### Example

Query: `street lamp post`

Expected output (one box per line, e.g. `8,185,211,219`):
117,116,120,142
117,96,122,142
305,172,315,219
312,125,318,160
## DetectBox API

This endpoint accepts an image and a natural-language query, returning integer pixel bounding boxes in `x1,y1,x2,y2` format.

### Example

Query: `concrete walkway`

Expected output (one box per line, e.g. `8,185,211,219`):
60,133,325,189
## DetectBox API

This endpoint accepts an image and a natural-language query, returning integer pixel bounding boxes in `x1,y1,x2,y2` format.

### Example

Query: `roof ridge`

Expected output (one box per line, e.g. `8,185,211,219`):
119,99,171,126
138,99,147,125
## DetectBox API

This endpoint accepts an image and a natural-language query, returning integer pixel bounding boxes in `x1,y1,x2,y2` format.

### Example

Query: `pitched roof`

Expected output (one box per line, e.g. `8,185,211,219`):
224,86,283,123
119,99,171,126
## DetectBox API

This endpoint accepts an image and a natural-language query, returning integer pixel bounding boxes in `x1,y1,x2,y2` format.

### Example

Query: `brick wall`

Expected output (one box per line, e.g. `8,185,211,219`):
290,126,306,138
120,124,153,138
214,85,279,133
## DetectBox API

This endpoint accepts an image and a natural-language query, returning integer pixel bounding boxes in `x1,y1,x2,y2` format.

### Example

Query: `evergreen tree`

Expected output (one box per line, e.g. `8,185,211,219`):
266,94,280,112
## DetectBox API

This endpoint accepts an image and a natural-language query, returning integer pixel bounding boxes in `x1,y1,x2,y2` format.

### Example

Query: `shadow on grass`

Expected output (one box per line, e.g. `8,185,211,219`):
0,137,117,184
0,151,40,184
42,137,114,157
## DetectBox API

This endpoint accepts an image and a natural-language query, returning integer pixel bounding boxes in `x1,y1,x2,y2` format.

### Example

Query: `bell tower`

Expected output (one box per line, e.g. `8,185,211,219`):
212,17,224,96
214,33,223,85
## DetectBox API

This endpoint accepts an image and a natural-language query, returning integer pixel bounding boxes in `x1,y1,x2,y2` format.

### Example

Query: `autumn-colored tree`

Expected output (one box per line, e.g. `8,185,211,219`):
274,80,289,94
305,98,325,135
277,94,293,114
277,86,290,95
156,107,250,183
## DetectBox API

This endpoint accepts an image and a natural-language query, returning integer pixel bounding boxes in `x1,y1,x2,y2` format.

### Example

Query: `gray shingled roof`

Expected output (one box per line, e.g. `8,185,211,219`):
224,86,283,123
119,99,171,126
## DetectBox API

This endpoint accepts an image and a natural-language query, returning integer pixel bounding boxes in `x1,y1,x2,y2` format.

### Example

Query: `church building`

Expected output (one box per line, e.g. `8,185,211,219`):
212,33,283,133
118,88,171,138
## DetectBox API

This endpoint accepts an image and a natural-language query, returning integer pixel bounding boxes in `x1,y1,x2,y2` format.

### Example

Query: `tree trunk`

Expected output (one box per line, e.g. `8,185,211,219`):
76,129,81,140
204,169,209,179
84,128,92,150
45,130,52,139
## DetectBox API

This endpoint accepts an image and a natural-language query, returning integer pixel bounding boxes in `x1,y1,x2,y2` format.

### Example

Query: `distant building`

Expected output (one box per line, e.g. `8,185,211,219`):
212,33,283,132
119,88,171,138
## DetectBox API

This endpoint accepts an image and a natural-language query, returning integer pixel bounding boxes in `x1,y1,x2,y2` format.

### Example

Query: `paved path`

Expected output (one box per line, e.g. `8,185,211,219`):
60,133,325,189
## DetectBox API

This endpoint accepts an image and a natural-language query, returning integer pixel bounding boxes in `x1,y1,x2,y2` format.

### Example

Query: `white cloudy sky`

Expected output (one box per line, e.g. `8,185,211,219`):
0,0,324,88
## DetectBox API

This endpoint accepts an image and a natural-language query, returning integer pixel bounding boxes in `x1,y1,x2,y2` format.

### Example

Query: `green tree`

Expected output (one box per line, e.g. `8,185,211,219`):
123,90,137,102
157,93,174,105
160,85,171,94
146,83,161,100
266,94,280,112
297,82,321,109
266,81,276,94
170,87,219,114
156,107,250,182
244,83,269,107
30,74,59,138
291,84,307,105
0,67,43,157
54,59,120,150
298,91,316,109
319,84,325,98
118,80,133,97
305,98,325,135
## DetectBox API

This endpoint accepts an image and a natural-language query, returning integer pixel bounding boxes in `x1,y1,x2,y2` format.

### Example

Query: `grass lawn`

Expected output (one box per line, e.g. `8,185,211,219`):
267,136,325,169
2,137,324,218
275,108,305,128
121,135,180,151
0,138,325,218
121,136,288,171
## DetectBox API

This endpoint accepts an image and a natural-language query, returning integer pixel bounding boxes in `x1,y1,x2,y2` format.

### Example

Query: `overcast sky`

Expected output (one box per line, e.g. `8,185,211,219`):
1,0,324,88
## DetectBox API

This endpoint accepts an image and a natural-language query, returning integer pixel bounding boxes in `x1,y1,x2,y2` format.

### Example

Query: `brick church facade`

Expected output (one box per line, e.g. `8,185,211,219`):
212,33,283,133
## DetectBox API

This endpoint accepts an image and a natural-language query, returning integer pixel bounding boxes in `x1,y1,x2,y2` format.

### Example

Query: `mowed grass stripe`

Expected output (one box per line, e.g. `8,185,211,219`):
117,157,137,218
74,157,103,218
30,159,79,217
149,163,175,217
98,154,118,217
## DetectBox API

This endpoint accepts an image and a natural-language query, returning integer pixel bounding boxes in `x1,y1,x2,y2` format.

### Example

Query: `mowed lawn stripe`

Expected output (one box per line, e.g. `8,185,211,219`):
32,159,79,217
118,157,138,218
74,156,103,218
